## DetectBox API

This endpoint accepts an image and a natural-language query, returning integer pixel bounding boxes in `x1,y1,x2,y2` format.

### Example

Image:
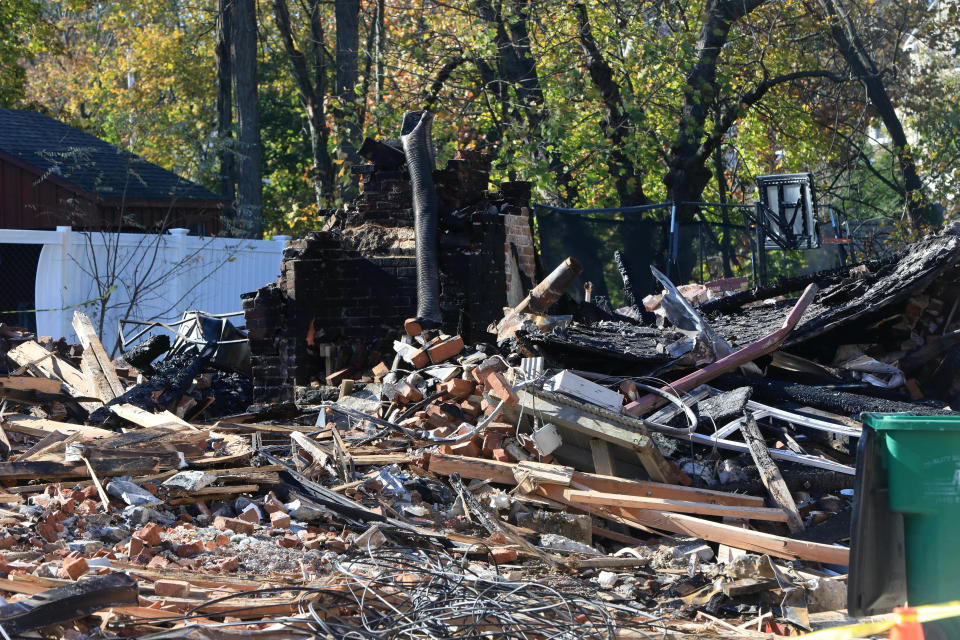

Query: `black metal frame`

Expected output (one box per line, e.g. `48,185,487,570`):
755,172,820,251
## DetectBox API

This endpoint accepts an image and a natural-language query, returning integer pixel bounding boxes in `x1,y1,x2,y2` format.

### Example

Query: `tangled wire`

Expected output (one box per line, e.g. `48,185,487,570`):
123,544,667,639
301,545,667,640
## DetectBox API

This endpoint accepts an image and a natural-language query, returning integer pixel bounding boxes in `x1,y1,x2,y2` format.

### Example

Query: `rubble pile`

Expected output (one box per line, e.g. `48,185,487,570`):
2,234,960,638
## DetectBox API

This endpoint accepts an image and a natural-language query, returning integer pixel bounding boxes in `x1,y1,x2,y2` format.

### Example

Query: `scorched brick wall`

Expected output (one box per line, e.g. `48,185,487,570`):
243,147,535,402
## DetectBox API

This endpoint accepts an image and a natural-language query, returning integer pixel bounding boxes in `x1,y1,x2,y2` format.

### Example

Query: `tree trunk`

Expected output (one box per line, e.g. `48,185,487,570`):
817,0,930,231
713,121,734,278
273,0,334,209
231,0,262,238
475,0,576,204
664,0,765,222
573,3,647,207
335,0,361,167
374,0,385,133
215,0,234,207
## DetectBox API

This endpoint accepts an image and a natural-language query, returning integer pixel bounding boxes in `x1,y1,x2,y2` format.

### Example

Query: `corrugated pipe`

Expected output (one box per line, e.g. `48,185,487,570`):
400,110,442,326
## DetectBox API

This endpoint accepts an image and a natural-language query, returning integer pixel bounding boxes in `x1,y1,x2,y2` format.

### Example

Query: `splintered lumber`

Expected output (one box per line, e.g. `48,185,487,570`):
0,385,94,407
80,455,111,512
513,460,574,489
352,453,413,465
428,453,846,564
67,442,185,469
0,458,159,480
536,484,848,565
560,489,791,522
92,426,209,453
741,412,805,533
15,430,68,462
625,283,819,417
0,377,62,394
6,341,88,392
110,403,198,431
505,387,689,485
0,421,10,459
427,453,764,507
6,341,98,411
290,431,331,467
166,484,260,505
0,414,114,439
72,311,125,401
81,347,112,402
107,566,265,591
568,557,649,569
590,439,614,475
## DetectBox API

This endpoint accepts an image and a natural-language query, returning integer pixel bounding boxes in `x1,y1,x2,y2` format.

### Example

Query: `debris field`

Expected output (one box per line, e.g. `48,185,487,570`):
2,233,960,638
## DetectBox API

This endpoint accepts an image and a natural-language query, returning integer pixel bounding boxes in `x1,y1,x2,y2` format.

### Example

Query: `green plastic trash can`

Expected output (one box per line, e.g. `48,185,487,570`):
849,413,960,639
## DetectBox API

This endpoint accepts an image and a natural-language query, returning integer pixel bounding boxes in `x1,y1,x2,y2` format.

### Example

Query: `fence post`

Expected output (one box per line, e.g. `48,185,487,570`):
56,225,71,339
168,228,189,308
698,223,703,284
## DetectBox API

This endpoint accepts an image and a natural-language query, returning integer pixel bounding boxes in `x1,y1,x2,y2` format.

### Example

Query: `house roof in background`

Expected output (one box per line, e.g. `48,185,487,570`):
0,108,224,203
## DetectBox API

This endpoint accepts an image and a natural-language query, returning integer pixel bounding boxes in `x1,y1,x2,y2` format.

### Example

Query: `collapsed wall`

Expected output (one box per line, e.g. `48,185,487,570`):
242,148,536,402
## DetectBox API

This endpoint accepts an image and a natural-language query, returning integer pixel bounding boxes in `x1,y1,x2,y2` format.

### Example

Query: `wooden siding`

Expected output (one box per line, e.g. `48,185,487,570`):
0,156,221,232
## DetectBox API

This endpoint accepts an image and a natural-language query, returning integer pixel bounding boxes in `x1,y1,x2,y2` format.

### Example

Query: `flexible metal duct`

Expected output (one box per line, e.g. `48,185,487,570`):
400,110,442,325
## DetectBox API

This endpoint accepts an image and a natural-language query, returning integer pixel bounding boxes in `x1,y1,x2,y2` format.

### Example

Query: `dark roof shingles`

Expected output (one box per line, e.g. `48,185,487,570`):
0,109,222,202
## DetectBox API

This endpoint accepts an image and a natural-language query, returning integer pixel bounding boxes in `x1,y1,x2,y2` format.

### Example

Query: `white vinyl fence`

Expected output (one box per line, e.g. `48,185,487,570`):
2,226,287,356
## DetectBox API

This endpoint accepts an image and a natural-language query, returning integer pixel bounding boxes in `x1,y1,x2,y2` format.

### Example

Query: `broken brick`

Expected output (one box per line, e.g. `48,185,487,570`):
216,557,238,572
154,579,191,598
489,548,517,563
450,437,482,458
176,540,204,558
263,493,286,514
459,399,481,417
483,371,519,405
59,557,89,580
127,537,145,557
135,523,163,547
410,335,464,368
279,534,299,548
37,518,58,543
237,506,261,523
372,361,390,381
214,516,254,535
443,378,475,399
481,431,504,455
269,511,291,529
325,537,347,553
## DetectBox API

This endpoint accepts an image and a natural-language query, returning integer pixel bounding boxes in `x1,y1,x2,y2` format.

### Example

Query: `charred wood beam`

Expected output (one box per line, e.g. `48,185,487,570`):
0,572,138,634
117,334,171,376
716,374,955,416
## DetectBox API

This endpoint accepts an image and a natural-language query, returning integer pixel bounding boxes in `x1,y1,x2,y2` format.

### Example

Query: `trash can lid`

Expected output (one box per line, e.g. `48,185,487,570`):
864,412,960,432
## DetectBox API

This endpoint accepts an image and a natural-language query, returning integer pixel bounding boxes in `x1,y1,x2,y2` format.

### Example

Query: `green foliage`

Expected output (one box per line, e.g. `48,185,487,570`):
6,0,953,260
0,0,54,107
